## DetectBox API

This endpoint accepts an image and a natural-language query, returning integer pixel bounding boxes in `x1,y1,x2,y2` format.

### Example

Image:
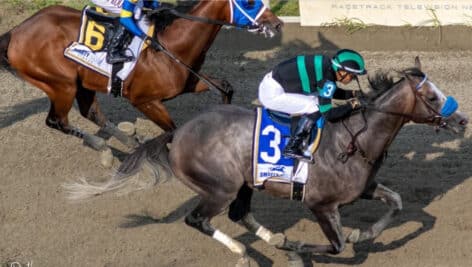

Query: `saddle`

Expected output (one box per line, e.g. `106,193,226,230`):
253,108,324,182
267,109,323,155
64,6,153,97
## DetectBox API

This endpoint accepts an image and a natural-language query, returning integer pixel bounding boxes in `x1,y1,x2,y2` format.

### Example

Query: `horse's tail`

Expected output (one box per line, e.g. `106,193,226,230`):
0,31,12,71
64,132,174,201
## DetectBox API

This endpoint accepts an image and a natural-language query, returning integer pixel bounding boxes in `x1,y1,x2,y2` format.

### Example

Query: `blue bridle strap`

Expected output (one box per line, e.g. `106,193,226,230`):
415,74,428,90
230,0,267,26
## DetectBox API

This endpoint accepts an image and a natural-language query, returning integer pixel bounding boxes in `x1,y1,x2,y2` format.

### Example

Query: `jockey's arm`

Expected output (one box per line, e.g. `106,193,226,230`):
332,87,355,100
317,81,358,122
120,0,146,38
320,103,355,122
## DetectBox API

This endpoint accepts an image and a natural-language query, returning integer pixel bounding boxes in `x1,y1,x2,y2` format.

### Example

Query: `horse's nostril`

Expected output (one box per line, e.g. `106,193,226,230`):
460,119,468,125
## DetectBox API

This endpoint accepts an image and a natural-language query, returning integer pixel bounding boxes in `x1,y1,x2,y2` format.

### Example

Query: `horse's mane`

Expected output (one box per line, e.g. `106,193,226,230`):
149,1,200,31
366,67,424,101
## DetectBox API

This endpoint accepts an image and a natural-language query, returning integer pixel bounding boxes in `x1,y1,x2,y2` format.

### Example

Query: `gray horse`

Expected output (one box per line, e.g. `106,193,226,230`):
66,57,468,266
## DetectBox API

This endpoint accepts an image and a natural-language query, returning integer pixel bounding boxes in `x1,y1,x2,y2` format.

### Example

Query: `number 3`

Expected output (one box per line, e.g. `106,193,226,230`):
260,125,281,163
322,81,336,98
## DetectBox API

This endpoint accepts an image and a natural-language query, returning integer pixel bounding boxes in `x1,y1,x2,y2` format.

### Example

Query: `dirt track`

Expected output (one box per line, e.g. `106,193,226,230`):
1,7,472,267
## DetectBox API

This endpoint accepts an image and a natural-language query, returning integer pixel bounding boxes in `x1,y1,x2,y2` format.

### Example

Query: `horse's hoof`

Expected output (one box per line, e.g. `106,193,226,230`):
235,256,251,267
118,121,135,136
136,133,152,144
268,233,286,247
100,148,114,169
286,252,304,267
347,229,360,243
83,134,107,151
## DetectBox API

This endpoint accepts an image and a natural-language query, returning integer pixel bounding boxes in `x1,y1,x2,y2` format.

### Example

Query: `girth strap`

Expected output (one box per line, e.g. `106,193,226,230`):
291,182,305,201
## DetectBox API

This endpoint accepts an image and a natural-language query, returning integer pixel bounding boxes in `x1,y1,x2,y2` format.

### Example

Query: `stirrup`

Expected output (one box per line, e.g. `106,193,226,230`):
107,54,133,64
283,150,314,164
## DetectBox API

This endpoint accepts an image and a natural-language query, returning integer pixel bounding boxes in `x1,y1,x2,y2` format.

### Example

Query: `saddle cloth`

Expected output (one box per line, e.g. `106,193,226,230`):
64,6,154,92
252,107,310,187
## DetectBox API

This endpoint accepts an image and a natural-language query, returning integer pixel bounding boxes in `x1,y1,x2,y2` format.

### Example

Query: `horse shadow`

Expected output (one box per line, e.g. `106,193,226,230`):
0,97,49,128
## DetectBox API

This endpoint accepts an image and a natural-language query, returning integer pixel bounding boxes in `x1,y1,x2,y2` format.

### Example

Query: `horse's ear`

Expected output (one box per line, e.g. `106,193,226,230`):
414,56,422,70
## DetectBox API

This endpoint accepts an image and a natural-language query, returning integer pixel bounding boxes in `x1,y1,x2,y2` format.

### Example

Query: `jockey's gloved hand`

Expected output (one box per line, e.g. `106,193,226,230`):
144,0,160,10
349,97,367,110
145,36,162,51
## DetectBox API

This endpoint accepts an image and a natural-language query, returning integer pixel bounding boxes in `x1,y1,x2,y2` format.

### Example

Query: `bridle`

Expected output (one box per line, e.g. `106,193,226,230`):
148,0,267,30
338,72,449,165
366,73,449,127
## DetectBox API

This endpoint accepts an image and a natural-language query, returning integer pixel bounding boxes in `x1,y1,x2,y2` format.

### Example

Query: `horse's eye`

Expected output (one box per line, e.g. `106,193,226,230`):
428,96,438,102
245,0,255,8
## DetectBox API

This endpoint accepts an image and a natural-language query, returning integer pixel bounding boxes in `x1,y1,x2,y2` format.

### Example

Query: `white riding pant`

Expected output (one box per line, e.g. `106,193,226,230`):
258,72,319,116
91,0,123,13
91,0,144,17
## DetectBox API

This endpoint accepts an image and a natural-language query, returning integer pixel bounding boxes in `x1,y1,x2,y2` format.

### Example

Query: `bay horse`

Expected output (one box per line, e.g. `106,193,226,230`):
65,57,468,266
0,0,282,151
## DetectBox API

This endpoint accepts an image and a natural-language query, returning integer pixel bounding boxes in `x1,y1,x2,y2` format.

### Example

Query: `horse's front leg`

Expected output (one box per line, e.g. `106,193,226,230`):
193,77,234,104
278,207,346,255
75,88,139,148
347,182,403,243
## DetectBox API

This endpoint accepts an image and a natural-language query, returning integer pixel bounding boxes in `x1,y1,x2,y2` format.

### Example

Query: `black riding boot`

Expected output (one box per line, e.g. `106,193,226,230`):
107,24,133,64
283,115,315,161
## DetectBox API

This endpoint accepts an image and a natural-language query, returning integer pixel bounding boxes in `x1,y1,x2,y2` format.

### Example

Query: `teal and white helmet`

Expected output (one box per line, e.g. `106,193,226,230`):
331,49,367,75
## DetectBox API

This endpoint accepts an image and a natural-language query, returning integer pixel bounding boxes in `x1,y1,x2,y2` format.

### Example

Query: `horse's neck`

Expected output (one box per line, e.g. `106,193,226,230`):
321,82,415,162
359,81,416,157
159,1,229,64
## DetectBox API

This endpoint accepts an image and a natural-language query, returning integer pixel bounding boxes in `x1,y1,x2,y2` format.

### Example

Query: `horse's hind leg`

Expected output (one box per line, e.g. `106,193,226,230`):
75,87,138,148
45,99,107,151
228,184,285,247
185,197,250,266
347,182,402,243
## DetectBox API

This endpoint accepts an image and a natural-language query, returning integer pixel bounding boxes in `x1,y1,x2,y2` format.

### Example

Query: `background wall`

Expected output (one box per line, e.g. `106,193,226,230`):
299,0,472,26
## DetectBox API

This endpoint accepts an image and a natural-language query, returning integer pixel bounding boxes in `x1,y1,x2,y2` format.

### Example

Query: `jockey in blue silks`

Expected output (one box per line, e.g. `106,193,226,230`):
107,0,160,64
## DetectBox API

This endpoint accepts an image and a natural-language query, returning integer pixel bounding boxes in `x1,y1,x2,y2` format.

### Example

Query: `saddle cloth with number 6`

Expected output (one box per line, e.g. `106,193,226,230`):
252,107,309,187
64,6,153,83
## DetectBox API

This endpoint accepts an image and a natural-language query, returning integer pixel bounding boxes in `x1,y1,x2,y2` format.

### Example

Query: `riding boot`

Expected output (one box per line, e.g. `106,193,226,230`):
106,24,134,64
283,115,315,161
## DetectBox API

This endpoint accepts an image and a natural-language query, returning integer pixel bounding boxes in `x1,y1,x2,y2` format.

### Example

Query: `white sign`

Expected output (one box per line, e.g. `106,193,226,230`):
299,0,472,26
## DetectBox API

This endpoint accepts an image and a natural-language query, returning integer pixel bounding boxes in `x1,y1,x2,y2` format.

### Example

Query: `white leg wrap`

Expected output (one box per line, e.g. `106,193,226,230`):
255,226,274,243
212,230,246,256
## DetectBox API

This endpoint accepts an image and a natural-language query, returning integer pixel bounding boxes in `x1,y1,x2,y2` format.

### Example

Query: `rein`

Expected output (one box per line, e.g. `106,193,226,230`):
338,110,374,165
147,39,224,95
144,1,267,95
149,7,260,30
